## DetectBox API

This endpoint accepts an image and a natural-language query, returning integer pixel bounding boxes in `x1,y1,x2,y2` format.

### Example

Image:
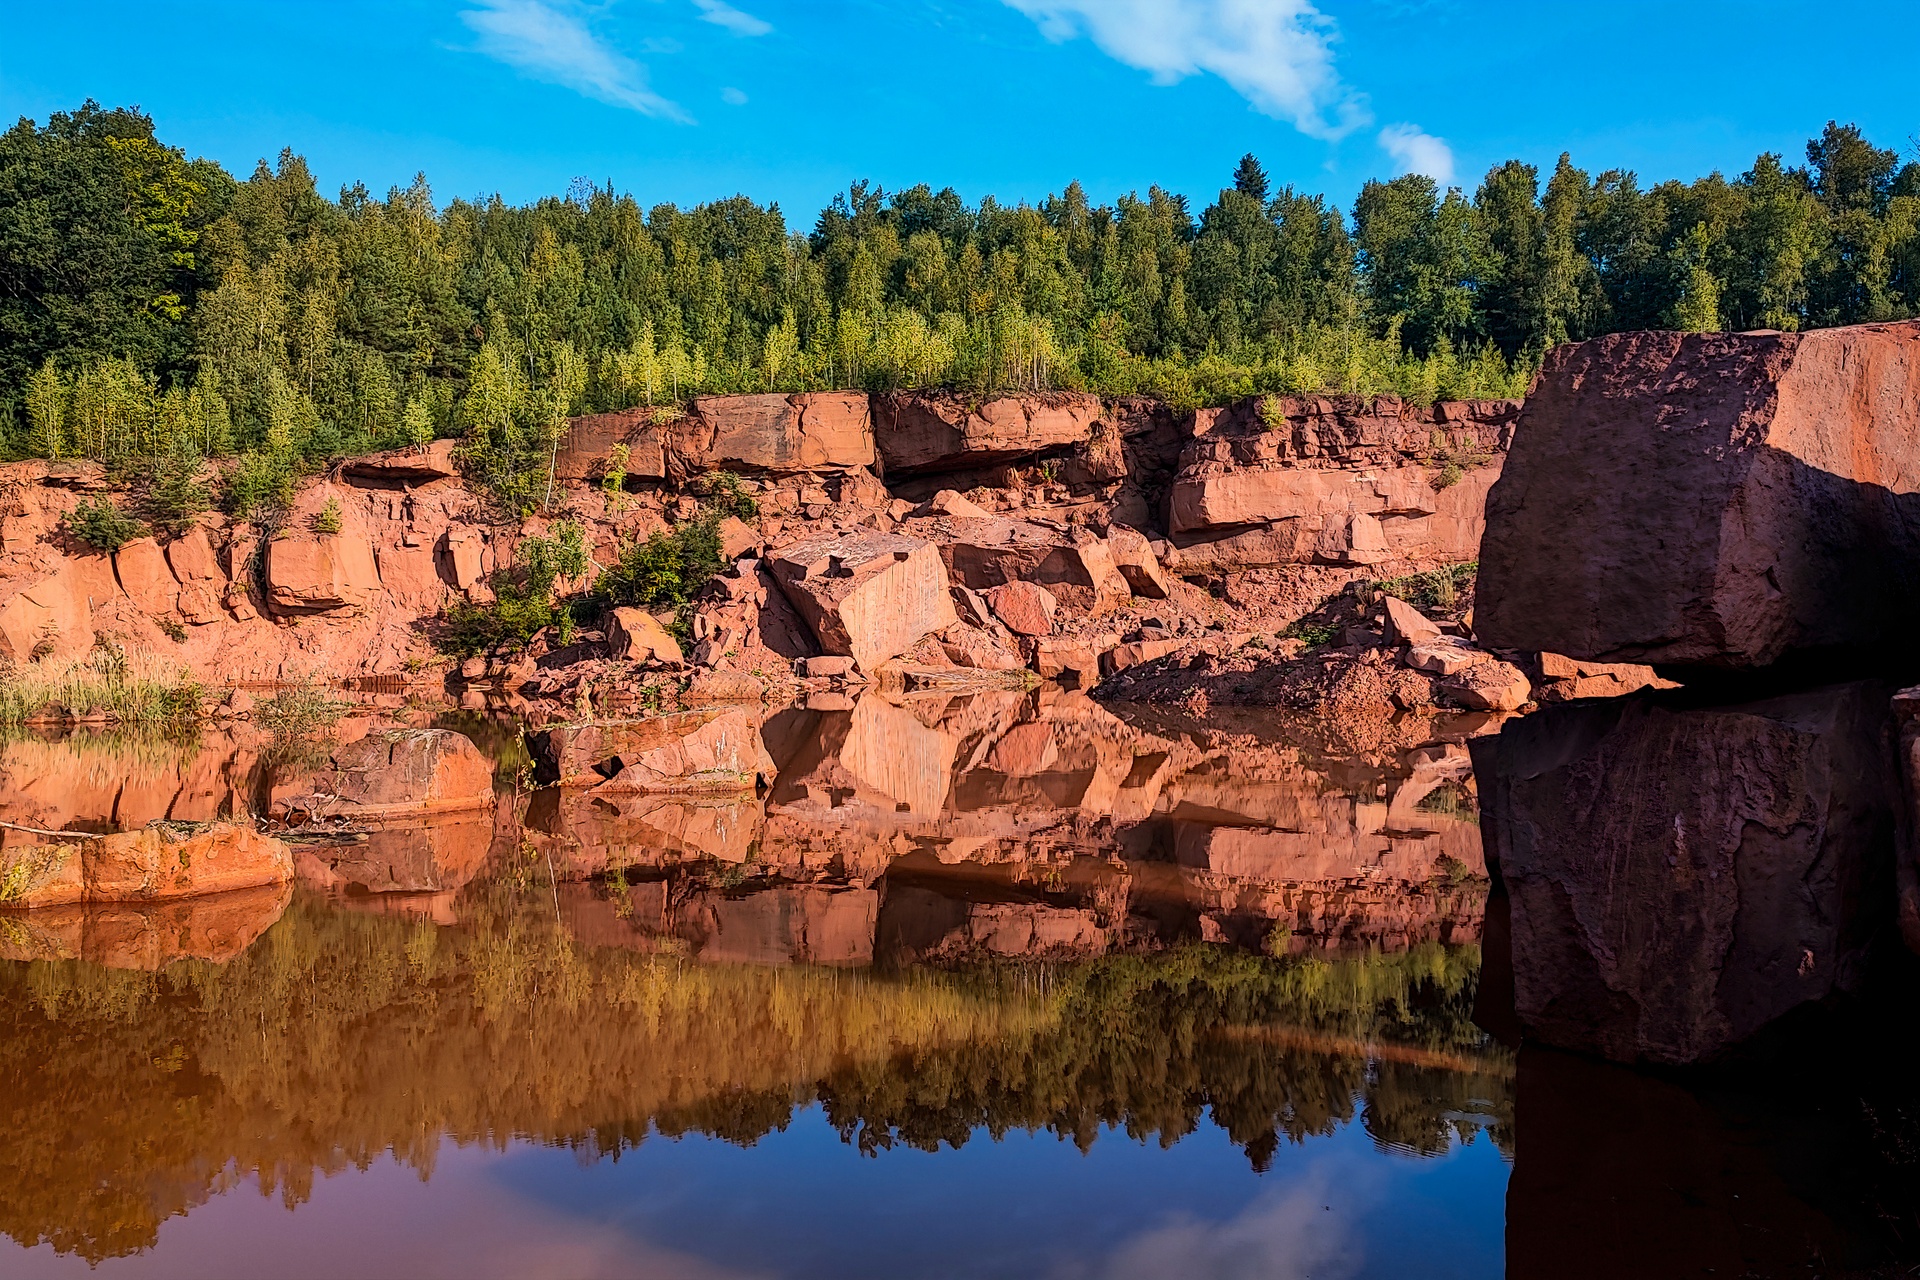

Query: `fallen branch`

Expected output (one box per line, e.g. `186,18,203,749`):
0,820,104,841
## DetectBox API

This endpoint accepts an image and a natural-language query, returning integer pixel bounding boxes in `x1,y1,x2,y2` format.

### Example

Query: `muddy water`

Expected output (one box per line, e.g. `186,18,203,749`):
0,694,1908,1278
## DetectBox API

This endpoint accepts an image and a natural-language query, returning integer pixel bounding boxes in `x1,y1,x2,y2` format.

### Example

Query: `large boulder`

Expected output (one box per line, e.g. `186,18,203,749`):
766,532,957,670
0,822,293,906
681,392,874,473
1477,323,1920,669
873,392,1100,474
528,709,776,794
909,515,1130,616
266,529,381,615
340,439,461,484
1476,682,1898,1065
278,729,495,819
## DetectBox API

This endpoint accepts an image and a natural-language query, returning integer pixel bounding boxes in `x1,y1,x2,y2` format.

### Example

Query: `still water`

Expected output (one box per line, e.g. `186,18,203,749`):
0,692,1908,1278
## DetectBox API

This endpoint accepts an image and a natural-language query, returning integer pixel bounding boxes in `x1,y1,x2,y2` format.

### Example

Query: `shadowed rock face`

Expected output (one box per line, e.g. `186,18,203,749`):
1476,681,1898,1066
1477,322,1920,670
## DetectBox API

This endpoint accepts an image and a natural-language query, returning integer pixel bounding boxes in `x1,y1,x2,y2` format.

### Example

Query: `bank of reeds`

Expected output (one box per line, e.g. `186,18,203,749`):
0,641,202,726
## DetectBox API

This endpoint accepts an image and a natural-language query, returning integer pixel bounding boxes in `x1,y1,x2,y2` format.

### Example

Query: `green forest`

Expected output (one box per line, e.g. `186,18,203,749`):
3,100,1917,513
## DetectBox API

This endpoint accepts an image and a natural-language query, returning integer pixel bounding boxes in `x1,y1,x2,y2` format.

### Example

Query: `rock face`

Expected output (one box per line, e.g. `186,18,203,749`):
681,392,874,473
1163,395,1515,571
0,822,293,908
528,709,777,793
1477,322,1920,670
911,515,1131,617
280,729,495,819
873,392,1101,474
766,532,958,671
1476,682,1897,1065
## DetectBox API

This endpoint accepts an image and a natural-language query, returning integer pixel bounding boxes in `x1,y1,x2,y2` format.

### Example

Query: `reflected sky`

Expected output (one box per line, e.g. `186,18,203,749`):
6,1106,1507,1280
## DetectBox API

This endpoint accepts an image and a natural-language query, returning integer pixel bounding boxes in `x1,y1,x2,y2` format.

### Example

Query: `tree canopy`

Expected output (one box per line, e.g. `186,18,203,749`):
3,103,1916,507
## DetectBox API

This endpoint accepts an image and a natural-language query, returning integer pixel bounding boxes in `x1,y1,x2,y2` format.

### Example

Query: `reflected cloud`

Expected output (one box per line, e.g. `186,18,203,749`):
1091,1164,1371,1280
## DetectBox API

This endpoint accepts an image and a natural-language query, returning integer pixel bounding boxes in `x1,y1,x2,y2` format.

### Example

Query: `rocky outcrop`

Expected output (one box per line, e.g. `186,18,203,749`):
872,392,1101,474
1163,395,1516,571
766,532,958,671
1476,681,1897,1065
0,822,293,909
1477,322,1920,670
275,729,495,819
680,392,874,474
528,709,776,793
905,514,1131,617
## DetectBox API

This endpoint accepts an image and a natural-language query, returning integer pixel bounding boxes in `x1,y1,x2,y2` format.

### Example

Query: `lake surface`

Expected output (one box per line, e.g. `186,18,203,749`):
0,693,1913,1278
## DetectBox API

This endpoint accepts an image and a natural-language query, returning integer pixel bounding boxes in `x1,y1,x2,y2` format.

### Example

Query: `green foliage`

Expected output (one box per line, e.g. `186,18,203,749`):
1373,562,1478,613
693,470,758,521
594,515,724,612
4,106,1920,482
1422,430,1494,490
0,638,202,724
254,680,348,743
144,437,209,533
1283,620,1340,648
436,520,589,657
312,497,342,535
66,498,146,551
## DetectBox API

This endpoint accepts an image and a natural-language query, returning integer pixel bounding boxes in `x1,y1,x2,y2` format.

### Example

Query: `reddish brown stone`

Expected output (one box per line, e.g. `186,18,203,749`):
1478,322,1920,669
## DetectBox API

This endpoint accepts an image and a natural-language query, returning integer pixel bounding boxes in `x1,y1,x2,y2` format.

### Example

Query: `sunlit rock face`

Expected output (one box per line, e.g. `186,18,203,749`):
1478,321,1920,671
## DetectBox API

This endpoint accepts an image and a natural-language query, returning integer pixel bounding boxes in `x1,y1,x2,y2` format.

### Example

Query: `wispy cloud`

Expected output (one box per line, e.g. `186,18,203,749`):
1002,0,1370,141
693,0,773,36
721,86,749,105
1378,122,1455,186
460,0,691,122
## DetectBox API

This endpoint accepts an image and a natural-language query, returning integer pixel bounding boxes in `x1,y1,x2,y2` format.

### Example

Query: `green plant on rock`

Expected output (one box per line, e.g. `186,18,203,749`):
693,470,757,521
313,498,343,535
1423,430,1494,491
1373,562,1477,613
145,438,210,535
594,515,724,613
1257,394,1288,432
436,520,590,657
66,499,147,551
601,443,630,512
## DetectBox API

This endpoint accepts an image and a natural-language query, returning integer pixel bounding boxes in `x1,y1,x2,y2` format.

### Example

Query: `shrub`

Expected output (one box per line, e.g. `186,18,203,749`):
693,470,758,521
595,515,724,612
225,450,295,516
67,499,147,551
1423,430,1494,491
1257,394,1288,432
1373,562,1477,614
145,440,210,534
435,521,590,657
313,498,343,535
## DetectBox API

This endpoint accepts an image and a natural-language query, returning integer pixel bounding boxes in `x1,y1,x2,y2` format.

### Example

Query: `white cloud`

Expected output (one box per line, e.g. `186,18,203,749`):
694,0,773,36
1002,0,1370,141
1378,122,1455,186
460,0,691,122
721,86,749,105
1094,1165,1370,1280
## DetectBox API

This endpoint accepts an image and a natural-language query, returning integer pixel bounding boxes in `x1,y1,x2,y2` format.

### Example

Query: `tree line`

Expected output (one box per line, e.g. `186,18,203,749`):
2,100,1915,513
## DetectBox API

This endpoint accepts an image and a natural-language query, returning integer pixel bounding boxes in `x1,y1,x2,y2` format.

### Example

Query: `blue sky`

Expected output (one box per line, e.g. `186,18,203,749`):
2,0,1915,225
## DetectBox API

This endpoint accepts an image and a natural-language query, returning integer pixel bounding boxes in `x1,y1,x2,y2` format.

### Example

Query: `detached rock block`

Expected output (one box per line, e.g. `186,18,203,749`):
986,581,1058,637
1478,682,1897,1065
279,729,495,819
1478,322,1920,669
1440,659,1531,711
529,710,776,793
767,532,957,671
608,607,684,665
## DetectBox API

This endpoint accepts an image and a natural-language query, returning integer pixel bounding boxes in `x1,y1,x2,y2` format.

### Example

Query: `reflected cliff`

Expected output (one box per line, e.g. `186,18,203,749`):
0,880,1505,1264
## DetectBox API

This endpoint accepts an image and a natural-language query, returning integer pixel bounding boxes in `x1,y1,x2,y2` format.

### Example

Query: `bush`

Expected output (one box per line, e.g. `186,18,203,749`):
67,499,147,551
1373,562,1477,613
225,450,295,516
435,521,589,657
314,498,343,535
595,515,724,612
693,470,758,521
145,440,210,534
